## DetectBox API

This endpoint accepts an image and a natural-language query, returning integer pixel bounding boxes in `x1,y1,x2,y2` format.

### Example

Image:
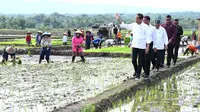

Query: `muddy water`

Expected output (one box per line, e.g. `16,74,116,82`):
109,64,200,112
0,55,133,112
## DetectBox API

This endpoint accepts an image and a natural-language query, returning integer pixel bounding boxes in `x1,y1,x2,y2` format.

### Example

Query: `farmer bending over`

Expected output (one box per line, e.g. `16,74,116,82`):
2,46,16,62
72,31,85,63
183,44,200,56
181,36,189,45
92,32,103,49
39,32,52,64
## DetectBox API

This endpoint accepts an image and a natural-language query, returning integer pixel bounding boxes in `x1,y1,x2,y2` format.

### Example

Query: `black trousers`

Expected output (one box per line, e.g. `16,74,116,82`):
152,50,165,69
143,42,153,76
173,42,180,64
167,45,175,66
132,48,145,77
85,42,91,50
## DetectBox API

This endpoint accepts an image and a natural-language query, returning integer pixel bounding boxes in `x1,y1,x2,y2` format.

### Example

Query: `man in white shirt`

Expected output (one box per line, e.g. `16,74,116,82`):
116,13,151,80
152,20,168,71
142,16,157,78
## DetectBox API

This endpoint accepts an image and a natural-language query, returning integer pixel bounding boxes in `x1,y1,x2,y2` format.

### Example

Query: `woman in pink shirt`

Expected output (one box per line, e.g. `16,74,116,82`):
72,31,85,63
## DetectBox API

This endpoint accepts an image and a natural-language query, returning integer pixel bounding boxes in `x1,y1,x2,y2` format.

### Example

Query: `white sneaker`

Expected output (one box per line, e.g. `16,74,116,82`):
135,77,140,81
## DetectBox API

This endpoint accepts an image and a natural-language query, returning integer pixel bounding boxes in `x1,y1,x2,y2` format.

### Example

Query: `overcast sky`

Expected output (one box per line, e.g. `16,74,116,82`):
1,0,200,14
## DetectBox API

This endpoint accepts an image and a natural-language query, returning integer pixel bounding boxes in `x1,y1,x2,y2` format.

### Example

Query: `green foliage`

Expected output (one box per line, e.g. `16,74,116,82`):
85,46,131,53
0,39,64,46
124,37,130,44
81,104,96,112
0,12,199,30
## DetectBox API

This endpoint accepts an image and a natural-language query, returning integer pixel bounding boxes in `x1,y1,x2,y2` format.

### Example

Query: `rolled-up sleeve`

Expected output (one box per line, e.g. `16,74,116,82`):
120,22,133,30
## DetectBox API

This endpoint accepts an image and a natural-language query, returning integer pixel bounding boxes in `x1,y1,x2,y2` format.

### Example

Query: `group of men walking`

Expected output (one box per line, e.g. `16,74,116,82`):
116,13,183,80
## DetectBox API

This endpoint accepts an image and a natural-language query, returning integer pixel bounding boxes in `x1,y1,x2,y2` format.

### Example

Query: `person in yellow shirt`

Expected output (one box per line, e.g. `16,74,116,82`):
117,29,122,45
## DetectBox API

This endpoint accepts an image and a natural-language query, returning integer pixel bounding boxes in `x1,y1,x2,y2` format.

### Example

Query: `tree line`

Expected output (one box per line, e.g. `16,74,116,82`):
0,12,199,30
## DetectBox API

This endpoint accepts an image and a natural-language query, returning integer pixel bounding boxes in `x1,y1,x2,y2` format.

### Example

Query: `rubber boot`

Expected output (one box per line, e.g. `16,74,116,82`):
81,56,85,63
72,56,76,63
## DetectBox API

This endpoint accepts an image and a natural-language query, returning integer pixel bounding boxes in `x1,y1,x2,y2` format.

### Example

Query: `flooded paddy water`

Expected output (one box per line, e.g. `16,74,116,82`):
109,63,200,112
0,55,133,112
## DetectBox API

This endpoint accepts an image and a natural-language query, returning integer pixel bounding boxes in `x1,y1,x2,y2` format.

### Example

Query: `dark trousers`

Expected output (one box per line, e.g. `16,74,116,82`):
152,50,165,69
132,48,145,77
85,43,91,50
160,49,165,66
173,42,180,64
167,45,175,66
40,47,51,61
3,49,15,61
143,42,153,76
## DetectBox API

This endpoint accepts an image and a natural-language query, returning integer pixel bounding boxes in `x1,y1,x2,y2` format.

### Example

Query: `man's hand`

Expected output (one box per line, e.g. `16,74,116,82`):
116,13,122,24
154,48,157,53
165,45,168,51
145,45,150,54
169,39,172,43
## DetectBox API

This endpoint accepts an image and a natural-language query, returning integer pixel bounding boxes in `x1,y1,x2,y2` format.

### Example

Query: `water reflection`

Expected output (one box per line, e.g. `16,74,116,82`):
109,64,200,112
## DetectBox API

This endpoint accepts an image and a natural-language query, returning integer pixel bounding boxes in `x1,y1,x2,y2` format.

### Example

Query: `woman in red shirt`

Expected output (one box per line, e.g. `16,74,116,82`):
26,31,32,46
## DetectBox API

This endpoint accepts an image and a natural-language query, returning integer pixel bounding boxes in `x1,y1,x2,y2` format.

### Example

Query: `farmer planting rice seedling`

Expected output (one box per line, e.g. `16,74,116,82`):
25,31,32,46
84,30,94,50
1,46,16,62
72,31,85,63
39,32,52,64
62,33,68,45
36,31,43,46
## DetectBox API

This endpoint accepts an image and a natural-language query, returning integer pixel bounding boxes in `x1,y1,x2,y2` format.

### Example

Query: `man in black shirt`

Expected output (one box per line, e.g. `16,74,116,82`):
173,19,183,65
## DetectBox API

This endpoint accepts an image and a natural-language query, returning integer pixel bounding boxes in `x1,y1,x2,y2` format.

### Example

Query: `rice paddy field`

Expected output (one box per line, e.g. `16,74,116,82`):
108,63,200,112
0,55,134,112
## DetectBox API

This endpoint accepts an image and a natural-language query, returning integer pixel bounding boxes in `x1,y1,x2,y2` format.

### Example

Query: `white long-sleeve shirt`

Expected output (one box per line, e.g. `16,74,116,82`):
154,26,168,50
41,37,52,47
148,24,157,48
62,36,68,43
120,22,151,49
181,36,188,42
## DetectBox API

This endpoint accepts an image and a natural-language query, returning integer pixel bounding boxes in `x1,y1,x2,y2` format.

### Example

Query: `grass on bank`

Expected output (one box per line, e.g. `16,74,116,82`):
0,39,67,46
85,46,131,54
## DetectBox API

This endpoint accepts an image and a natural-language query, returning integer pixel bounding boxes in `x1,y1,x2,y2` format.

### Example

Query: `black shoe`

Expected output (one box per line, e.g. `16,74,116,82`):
167,65,170,68
143,75,149,79
47,60,49,64
156,69,159,72
152,66,155,70
133,72,137,76
173,62,176,65
160,64,164,68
